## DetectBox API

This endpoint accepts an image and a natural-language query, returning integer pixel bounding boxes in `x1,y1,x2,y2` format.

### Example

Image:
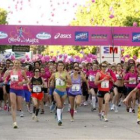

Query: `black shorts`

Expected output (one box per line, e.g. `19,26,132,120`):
113,85,124,93
6,85,10,94
42,88,48,93
0,88,4,100
82,82,88,96
127,87,135,95
89,87,98,94
97,91,110,98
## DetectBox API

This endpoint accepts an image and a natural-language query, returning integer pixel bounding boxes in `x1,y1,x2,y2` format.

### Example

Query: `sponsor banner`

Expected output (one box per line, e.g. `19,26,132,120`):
113,27,140,46
12,45,30,52
0,25,140,46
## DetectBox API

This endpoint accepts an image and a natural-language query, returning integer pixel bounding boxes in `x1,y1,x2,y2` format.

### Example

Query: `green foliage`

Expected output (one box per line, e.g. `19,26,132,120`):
0,8,8,25
71,0,140,27
0,8,9,52
70,0,140,58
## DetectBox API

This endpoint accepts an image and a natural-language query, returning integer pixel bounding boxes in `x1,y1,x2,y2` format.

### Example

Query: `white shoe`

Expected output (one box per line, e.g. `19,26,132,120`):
71,117,74,122
67,104,71,112
20,111,24,117
13,122,18,128
104,116,109,122
35,116,39,122
74,110,77,113
32,113,35,120
111,104,115,111
84,101,88,106
129,108,132,113
114,105,118,113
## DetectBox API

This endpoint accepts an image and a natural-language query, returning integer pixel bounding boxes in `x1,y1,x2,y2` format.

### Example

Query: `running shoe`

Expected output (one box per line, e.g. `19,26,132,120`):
118,101,122,107
67,104,71,112
20,111,24,117
104,116,109,122
71,117,74,122
13,122,18,129
4,105,7,110
129,108,132,113
114,105,118,113
50,104,55,113
126,108,129,112
32,113,35,120
132,109,135,113
35,116,39,122
84,101,88,106
58,120,62,126
40,109,44,114
91,107,96,112
137,119,140,125
111,104,115,111
98,113,102,120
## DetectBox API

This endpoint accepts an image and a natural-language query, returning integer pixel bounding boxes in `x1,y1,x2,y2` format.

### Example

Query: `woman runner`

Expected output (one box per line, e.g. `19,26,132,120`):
48,61,71,126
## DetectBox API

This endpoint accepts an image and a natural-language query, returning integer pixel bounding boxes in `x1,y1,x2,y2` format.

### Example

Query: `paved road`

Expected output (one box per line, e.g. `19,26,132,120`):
0,103,140,140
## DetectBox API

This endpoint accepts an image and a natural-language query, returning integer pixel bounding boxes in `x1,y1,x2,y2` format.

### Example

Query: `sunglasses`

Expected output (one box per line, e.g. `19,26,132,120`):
35,71,40,72
102,65,107,68
74,69,79,71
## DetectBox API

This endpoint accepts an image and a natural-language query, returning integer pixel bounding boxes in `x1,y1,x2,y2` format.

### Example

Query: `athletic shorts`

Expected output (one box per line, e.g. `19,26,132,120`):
6,85,10,94
0,88,3,100
31,92,43,101
97,91,110,98
54,89,66,97
42,88,48,93
10,88,24,97
23,90,31,102
113,85,124,93
127,87,135,95
82,82,88,96
89,87,98,94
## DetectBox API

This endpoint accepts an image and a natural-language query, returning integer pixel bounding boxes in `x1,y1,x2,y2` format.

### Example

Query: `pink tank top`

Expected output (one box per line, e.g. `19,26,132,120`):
10,70,23,90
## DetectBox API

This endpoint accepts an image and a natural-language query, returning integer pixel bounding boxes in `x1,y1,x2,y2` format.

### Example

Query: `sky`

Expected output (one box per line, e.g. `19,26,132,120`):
0,0,87,25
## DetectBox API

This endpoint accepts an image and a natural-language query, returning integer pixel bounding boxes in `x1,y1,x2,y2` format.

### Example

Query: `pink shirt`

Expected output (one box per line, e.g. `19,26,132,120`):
87,70,98,88
10,70,23,90
124,72,138,88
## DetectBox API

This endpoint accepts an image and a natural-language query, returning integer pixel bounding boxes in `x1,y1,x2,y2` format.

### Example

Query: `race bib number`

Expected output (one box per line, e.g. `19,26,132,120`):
11,75,18,82
89,75,95,82
72,84,80,92
33,85,41,93
116,74,122,80
56,78,65,86
101,80,109,88
138,77,140,81
129,77,136,84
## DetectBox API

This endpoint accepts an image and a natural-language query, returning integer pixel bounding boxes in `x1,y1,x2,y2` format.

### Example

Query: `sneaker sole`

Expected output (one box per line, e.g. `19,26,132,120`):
58,122,62,126
13,126,18,129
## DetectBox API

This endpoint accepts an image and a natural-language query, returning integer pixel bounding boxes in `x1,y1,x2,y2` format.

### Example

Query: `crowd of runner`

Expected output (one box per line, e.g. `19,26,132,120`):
0,58,140,128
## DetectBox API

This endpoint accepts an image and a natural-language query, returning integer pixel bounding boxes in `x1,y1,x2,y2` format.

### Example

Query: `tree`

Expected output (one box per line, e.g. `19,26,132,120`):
70,0,140,58
0,8,10,53
0,8,8,25
71,0,140,27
